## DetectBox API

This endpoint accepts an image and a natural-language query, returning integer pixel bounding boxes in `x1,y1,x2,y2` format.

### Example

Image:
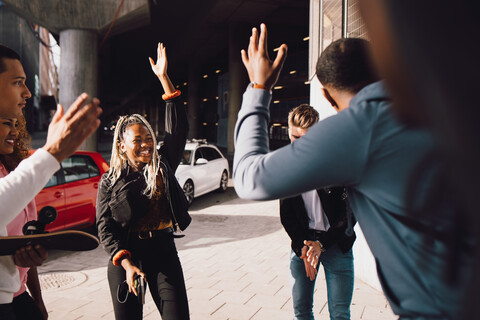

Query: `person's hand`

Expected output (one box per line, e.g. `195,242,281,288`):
13,245,48,267
42,93,102,162
121,258,146,296
241,23,288,91
148,42,176,95
149,42,168,78
304,240,322,269
300,245,317,281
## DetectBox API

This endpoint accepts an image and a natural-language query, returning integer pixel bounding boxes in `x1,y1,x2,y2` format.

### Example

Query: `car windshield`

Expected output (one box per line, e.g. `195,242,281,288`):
180,150,193,165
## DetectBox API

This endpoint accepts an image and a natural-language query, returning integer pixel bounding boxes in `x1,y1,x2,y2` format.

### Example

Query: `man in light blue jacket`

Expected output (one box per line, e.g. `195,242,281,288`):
233,24,471,320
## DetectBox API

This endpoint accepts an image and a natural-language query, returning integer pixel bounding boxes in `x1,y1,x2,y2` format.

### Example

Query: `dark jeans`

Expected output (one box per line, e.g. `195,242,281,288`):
107,234,190,320
0,302,15,320
13,292,44,320
0,292,44,320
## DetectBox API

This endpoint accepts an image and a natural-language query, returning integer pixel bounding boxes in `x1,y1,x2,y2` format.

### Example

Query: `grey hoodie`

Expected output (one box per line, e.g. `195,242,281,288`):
233,81,471,319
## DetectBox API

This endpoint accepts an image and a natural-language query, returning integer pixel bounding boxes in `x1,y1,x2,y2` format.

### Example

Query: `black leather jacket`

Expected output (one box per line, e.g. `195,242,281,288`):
280,187,356,257
96,97,191,260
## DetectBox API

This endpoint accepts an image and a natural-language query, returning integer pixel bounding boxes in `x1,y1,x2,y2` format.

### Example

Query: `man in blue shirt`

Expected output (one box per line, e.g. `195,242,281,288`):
234,24,470,319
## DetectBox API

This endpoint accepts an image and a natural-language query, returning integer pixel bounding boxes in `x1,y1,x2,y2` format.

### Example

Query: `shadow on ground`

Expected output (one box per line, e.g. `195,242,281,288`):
40,185,282,272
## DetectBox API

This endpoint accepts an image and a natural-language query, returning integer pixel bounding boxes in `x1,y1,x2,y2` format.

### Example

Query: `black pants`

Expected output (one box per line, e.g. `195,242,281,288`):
107,234,190,320
0,292,44,320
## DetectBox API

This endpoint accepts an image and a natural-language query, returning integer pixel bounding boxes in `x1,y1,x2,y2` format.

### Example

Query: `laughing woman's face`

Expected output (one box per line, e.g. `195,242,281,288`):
0,117,19,155
120,124,154,171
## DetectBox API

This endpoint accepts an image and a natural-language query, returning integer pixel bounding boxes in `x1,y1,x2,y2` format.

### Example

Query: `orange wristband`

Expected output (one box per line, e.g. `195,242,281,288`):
253,83,266,89
112,249,131,266
162,90,181,101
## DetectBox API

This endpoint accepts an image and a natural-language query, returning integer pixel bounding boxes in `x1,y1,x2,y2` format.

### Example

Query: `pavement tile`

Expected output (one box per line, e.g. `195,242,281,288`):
240,283,284,296
209,289,255,305
244,292,291,309
37,184,396,320
209,302,261,320
361,305,397,320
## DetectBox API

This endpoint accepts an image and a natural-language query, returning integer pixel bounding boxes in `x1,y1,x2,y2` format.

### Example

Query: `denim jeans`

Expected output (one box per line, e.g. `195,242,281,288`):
289,244,354,320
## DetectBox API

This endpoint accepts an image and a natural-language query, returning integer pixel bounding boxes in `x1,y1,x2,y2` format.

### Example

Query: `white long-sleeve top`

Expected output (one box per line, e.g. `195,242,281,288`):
0,149,59,303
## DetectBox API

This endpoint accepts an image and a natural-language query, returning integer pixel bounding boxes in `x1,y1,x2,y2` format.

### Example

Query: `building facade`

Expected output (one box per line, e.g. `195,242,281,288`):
309,0,379,290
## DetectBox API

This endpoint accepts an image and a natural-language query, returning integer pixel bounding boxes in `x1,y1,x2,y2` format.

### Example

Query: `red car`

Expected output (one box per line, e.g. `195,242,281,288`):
31,151,109,232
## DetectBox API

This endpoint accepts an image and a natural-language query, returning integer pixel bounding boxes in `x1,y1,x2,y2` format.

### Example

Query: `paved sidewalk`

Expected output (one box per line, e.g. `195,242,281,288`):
38,182,397,320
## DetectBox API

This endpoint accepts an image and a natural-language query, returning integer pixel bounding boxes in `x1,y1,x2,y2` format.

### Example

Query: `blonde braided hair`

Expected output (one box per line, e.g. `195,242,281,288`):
107,114,160,198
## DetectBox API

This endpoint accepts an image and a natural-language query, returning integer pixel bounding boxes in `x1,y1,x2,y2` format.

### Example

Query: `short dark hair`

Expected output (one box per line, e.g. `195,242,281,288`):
0,44,21,74
288,104,319,129
316,38,379,94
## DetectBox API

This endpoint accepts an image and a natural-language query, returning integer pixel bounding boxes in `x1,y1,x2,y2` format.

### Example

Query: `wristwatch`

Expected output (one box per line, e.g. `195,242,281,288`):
249,82,272,93
316,240,326,252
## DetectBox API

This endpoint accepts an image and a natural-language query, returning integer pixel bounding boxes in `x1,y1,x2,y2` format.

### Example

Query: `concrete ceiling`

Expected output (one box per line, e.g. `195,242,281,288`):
102,0,309,86
95,0,310,112
150,0,309,65
3,0,310,113
1,0,151,34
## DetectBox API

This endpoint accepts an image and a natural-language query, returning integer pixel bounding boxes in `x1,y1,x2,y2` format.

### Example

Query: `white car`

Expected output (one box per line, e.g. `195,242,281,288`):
175,140,229,205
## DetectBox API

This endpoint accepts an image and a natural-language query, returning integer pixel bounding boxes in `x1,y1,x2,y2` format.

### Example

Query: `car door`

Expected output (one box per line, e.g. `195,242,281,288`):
202,147,225,192
191,147,211,195
62,155,100,229
36,170,67,232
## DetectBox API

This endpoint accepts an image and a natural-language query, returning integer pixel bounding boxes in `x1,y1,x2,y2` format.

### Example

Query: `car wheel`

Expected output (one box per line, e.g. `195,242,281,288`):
183,180,194,206
218,170,228,192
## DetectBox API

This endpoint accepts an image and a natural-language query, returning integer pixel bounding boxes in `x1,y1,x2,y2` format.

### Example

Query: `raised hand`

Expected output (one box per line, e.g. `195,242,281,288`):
42,93,102,162
149,42,175,94
241,23,288,91
149,42,168,78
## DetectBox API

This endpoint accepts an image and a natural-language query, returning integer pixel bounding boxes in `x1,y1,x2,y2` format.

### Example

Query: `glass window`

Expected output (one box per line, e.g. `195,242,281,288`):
181,150,193,165
202,147,222,161
87,159,100,177
44,171,60,188
194,148,205,163
62,155,99,183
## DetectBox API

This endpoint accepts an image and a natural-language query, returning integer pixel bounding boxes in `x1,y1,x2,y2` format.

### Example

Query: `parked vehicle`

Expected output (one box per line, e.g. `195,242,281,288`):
174,139,229,205
32,150,109,232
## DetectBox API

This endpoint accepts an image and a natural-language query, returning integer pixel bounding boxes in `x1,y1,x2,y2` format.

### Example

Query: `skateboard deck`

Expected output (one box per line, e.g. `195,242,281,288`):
0,230,99,256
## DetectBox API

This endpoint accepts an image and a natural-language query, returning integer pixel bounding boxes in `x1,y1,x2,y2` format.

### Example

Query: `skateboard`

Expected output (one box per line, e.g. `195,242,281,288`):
0,230,99,256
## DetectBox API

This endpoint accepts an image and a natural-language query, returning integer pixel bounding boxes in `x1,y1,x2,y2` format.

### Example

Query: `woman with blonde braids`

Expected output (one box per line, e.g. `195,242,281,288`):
96,43,191,320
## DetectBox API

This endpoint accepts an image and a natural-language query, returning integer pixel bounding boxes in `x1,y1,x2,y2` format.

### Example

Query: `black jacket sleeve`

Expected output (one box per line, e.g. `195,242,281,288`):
96,173,128,260
160,97,189,172
280,197,310,257
319,188,356,253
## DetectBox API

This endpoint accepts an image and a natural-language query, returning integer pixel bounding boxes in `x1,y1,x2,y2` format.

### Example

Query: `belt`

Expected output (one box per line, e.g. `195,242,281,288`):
309,229,327,242
137,227,174,239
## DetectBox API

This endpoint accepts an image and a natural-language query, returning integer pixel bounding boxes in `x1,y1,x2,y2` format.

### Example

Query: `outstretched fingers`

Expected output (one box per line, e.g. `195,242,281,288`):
258,23,268,58
63,93,89,122
51,103,64,125
251,27,259,53
274,44,288,68
68,97,101,125
241,49,249,67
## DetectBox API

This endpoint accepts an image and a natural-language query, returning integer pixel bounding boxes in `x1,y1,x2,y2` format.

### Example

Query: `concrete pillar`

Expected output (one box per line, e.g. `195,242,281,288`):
227,24,249,156
59,29,98,151
187,63,200,139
